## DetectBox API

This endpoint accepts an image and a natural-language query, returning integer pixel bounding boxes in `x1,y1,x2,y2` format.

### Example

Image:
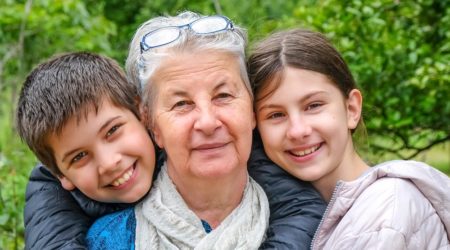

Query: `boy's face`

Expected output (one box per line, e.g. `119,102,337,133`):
48,99,155,203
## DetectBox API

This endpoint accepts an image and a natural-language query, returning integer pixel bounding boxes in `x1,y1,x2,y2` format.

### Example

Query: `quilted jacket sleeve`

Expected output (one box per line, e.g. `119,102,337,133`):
23,164,129,250
248,130,327,250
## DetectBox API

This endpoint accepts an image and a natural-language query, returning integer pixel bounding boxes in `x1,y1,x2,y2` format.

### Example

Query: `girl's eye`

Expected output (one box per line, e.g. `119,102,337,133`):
106,125,121,138
268,112,285,120
306,102,323,111
71,151,87,164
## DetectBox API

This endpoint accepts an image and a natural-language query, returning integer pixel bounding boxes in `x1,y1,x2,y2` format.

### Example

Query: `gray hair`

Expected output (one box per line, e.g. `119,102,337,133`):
125,11,251,124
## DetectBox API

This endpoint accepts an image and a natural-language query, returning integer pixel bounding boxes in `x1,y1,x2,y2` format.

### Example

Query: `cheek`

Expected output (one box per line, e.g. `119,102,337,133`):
258,124,281,148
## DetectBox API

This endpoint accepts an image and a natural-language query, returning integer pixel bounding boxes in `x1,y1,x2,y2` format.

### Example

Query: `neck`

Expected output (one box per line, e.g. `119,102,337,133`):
167,164,248,229
313,143,369,202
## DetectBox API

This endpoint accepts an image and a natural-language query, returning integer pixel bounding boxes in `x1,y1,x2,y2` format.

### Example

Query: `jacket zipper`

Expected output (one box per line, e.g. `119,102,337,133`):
310,181,343,250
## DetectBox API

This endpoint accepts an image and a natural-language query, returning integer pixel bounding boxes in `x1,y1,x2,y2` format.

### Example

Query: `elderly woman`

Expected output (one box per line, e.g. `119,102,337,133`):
89,11,270,248
24,11,326,250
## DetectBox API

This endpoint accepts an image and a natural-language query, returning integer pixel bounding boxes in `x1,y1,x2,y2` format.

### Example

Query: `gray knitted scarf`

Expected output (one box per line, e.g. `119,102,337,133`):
135,163,269,250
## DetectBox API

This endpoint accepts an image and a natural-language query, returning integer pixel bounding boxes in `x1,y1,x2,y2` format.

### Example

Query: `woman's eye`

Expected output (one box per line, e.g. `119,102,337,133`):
106,125,121,138
71,152,87,164
172,100,190,109
216,92,232,99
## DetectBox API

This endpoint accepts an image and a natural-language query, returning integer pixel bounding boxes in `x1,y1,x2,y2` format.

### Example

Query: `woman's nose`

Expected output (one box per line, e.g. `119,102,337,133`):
193,102,221,135
286,115,312,140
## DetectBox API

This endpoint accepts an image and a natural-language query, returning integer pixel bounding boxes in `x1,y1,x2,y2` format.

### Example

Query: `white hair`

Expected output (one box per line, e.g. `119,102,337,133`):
125,11,251,121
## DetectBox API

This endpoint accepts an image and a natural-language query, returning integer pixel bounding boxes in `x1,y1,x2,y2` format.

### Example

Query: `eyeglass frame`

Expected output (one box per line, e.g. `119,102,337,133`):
139,15,234,53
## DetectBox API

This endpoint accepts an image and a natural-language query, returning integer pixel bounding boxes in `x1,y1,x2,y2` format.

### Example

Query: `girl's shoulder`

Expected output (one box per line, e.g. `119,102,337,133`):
324,177,445,249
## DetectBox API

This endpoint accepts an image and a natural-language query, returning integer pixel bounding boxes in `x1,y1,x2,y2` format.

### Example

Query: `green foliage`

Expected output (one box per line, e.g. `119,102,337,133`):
0,0,448,248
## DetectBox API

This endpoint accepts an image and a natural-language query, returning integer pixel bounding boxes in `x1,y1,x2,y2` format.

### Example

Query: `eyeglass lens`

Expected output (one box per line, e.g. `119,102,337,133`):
144,27,180,48
190,16,229,34
142,16,231,51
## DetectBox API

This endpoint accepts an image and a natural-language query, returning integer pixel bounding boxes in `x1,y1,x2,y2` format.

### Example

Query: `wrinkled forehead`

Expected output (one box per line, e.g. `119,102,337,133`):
151,50,248,91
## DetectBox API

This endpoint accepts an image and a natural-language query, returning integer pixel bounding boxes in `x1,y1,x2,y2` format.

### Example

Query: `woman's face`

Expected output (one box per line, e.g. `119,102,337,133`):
255,67,361,186
149,51,255,182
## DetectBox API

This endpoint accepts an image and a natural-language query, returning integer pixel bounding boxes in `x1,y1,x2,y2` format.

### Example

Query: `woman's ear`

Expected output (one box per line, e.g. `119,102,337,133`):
135,95,141,109
140,104,164,149
152,124,164,149
58,175,76,191
346,89,363,130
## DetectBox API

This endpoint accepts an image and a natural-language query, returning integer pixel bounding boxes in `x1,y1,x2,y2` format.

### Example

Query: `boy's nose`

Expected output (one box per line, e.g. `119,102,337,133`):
97,150,121,175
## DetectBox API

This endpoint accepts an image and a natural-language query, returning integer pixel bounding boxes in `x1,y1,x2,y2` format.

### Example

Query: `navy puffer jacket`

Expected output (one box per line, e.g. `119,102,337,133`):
24,130,325,249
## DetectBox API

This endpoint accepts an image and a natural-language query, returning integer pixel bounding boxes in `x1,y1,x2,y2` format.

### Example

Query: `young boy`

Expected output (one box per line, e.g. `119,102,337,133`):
16,52,157,248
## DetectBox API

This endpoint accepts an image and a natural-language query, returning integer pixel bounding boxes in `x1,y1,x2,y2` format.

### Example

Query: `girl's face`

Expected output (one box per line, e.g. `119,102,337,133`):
255,67,362,189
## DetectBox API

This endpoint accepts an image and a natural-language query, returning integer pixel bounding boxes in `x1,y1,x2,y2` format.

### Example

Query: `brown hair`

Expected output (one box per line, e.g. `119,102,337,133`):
16,52,140,176
248,28,358,100
248,28,365,134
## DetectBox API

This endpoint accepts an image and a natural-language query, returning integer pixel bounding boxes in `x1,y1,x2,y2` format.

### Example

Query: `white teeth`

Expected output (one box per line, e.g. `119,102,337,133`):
111,168,134,187
291,144,320,157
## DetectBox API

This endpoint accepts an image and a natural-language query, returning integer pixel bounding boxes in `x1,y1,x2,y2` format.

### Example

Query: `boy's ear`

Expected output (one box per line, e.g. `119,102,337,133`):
58,176,76,191
346,89,363,130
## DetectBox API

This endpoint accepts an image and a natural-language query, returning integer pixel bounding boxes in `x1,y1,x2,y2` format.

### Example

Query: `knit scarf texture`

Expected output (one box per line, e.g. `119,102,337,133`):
135,163,269,250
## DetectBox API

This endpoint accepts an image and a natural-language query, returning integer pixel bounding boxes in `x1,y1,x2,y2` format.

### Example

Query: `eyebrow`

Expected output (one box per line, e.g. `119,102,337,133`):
165,80,230,97
257,90,328,112
61,116,121,163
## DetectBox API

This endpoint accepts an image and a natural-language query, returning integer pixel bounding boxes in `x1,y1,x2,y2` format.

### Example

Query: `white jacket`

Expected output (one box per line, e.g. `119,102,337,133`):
311,160,450,250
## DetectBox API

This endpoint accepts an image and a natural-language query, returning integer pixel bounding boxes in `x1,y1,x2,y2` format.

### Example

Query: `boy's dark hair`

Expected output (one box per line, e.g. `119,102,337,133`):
16,52,140,176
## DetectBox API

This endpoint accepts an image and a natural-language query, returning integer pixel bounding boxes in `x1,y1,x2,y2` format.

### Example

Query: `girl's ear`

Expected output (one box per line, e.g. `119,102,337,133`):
58,175,76,191
346,89,363,130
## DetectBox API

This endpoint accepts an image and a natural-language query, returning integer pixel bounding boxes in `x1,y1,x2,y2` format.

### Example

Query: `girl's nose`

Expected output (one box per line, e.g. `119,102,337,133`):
286,115,312,140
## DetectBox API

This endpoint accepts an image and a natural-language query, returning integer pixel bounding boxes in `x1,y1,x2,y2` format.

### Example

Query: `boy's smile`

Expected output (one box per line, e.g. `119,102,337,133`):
48,99,155,203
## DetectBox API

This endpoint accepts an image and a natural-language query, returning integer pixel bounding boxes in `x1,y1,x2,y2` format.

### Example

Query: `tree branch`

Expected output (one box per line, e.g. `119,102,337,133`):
404,134,450,159
212,0,223,15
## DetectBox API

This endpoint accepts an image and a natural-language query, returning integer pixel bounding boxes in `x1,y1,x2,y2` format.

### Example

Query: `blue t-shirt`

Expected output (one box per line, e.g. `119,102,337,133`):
86,207,213,249
86,207,136,250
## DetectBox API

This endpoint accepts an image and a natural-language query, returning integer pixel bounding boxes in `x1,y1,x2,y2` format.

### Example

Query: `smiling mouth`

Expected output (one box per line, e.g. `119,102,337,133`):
195,142,228,151
288,143,322,157
111,164,136,187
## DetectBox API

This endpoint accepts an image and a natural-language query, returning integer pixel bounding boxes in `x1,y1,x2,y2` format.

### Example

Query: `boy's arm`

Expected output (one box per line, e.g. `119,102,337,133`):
248,130,327,250
24,164,128,250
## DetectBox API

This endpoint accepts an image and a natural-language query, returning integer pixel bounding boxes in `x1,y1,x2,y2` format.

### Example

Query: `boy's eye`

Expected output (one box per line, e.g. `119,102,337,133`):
71,151,87,164
106,125,121,138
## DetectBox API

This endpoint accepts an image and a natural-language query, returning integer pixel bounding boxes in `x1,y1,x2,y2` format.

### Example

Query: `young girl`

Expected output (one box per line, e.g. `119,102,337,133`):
248,28,450,249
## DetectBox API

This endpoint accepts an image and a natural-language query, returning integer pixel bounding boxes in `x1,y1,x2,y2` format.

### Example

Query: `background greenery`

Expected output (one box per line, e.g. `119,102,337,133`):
1,0,449,248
